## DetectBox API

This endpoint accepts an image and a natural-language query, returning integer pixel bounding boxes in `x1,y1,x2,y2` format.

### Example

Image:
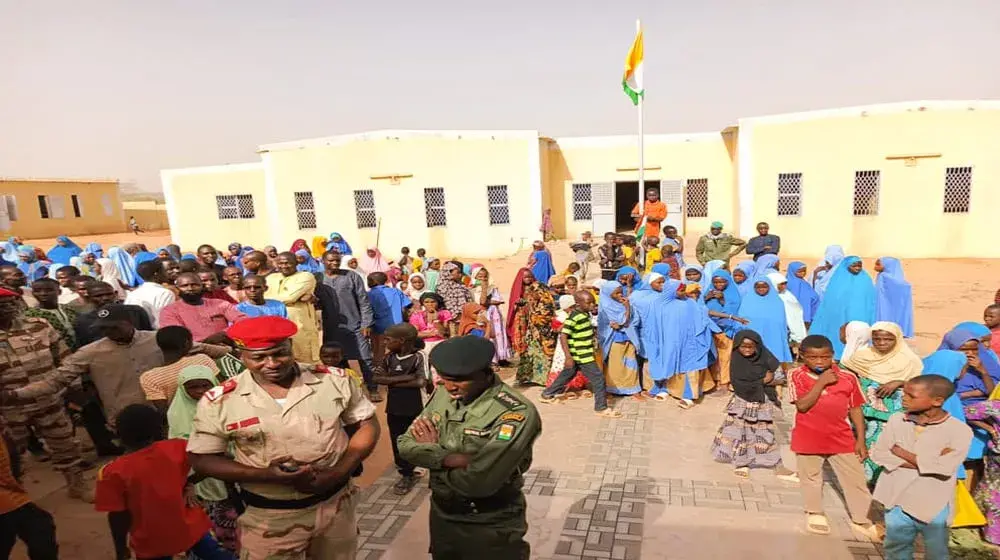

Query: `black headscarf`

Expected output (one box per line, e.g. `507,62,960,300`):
730,329,781,404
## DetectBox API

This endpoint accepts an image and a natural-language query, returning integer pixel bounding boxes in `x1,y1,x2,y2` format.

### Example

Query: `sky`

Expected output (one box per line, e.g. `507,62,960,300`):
1,0,998,192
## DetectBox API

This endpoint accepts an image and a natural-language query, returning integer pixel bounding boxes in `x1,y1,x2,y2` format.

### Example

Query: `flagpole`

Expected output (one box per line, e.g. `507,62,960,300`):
636,19,645,219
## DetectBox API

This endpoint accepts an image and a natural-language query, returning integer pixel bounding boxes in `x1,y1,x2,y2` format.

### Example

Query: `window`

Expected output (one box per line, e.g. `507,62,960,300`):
71,194,83,218
943,166,973,214
685,178,709,218
215,194,256,220
486,185,510,225
776,173,802,216
101,193,114,216
37,195,50,219
3,195,17,221
49,196,66,219
851,170,880,216
353,190,377,229
424,187,447,227
572,183,592,221
293,192,316,229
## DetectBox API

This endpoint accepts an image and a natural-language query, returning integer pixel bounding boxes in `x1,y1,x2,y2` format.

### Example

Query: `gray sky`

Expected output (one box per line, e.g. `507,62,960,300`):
2,0,998,192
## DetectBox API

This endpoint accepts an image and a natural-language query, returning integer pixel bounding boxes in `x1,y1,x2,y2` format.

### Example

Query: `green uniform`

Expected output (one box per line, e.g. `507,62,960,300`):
398,377,541,560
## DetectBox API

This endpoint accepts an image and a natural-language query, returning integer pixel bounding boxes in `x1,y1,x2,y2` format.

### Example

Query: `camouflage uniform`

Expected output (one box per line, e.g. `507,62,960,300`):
0,318,84,481
398,378,542,560
187,364,376,560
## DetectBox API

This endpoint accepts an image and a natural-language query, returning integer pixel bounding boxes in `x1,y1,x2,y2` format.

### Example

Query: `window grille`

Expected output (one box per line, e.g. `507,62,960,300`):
486,185,510,225
424,187,447,227
353,190,377,229
216,194,255,220
852,170,880,216
685,178,708,218
293,191,317,229
943,166,972,214
776,173,802,216
572,183,592,221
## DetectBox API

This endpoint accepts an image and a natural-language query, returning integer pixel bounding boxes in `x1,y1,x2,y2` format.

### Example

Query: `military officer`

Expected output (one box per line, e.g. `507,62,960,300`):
398,336,542,560
186,316,380,560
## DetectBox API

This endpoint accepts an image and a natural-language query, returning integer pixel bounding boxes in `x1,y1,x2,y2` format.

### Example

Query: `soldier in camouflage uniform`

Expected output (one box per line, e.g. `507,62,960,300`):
399,336,542,560
187,316,379,560
0,286,90,501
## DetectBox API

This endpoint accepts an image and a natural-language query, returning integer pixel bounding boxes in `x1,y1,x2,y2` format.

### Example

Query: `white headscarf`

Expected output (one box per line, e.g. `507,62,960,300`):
406,272,426,301
767,272,807,343
840,321,872,363
97,257,125,299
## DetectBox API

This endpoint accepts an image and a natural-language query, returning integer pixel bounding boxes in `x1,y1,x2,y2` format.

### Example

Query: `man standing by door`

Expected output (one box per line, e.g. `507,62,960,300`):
630,188,667,239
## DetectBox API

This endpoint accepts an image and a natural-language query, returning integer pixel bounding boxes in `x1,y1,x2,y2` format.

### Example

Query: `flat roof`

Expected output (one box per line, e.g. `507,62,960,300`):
257,129,540,153
0,177,119,184
739,99,1000,125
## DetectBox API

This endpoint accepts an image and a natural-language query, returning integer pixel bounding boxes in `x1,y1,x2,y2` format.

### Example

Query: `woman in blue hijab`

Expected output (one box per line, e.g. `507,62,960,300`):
108,246,139,287
875,257,914,338
813,244,845,298
326,232,353,255
629,272,665,365
659,280,716,407
785,261,820,324
615,266,641,298
700,260,725,293
733,261,756,297
294,249,323,274
47,235,82,265
528,242,556,286
737,278,793,363
807,256,876,359
83,242,103,259
703,270,749,391
16,246,50,281
598,281,642,395
750,254,779,283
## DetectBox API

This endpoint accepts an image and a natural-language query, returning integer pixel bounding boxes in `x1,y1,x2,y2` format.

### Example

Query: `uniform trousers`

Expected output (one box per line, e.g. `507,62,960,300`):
238,484,358,560
1,398,81,473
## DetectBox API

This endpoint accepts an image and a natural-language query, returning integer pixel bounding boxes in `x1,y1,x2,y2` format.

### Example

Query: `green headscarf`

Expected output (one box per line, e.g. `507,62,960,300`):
167,365,218,440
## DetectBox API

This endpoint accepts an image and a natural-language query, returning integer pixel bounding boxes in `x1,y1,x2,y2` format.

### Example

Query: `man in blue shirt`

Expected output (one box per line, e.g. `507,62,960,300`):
235,275,287,318
746,222,781,261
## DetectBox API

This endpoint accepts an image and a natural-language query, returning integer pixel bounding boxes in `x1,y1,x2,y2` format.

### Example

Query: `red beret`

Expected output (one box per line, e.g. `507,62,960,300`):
0,287,18,298
226,316,298,350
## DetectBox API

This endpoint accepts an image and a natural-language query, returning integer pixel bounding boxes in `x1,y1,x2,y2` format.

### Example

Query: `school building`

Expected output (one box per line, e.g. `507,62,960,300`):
161,100,1000,259
0,178,125,238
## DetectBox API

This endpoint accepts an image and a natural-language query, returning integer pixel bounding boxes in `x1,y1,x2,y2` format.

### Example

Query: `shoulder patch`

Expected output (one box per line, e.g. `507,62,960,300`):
204,379,238,402
496,423,516,441
493,391,526,410
498,412,525,423
463,427,490,437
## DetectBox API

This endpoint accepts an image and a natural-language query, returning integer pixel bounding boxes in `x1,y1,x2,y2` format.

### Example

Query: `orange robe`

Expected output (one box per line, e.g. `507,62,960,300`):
631,201,667,238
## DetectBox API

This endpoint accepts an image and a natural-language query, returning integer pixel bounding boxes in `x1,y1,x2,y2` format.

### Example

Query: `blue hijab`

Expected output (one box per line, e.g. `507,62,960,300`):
47,236,82,265
108,247,139,287
1,242,19,263
700,260,724,293
629,273,664,359
181,252,197,261
704,270,743,338
16,246,49,281
875,257,914,338
597,281,640,361
615,266,642,297
48,263,65,280
685,286,721,366
733,261,756,297
295,249,323,274
530,249,556,285
134,251,159,265
680,263,704,285
814,244,845,298
922,350,977,467
736,279,793,362
750,254,779,283
808,256,875,359
651,263,672,277
946,323,1000,383
785,261,820,323
326,232,353,255
645,280,694,385
84,242,103,259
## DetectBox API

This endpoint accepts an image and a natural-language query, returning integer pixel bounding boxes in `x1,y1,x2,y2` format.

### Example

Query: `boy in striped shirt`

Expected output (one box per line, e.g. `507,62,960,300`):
541,291,621,418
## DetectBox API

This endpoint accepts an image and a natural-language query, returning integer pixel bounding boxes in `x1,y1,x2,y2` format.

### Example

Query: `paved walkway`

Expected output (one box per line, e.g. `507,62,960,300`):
352,386,885,560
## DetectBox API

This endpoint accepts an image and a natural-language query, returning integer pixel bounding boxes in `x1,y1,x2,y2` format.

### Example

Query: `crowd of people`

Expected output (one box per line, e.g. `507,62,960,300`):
2,202,1000,558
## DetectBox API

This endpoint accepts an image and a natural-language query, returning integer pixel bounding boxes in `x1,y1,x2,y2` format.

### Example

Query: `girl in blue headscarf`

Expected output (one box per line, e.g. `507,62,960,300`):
875,257,914,338
326,232,353,255
662,280,717,408
294,249,323,274
785,261,820,324
813,244,845,297
737,278,793,363
47,235,82,265
108,246,139,287
680,264,704,285
939,328,998,462
700,260,725,294
638,276,680,400
83,242,103,259
629,272,662,363
527,241,556,286
750,254,779,283
16,246,50,281
703,270,750,392
614,266,641,298
807,256,876,359
954,321,1000,380
599,281,642,395
733,261,756,297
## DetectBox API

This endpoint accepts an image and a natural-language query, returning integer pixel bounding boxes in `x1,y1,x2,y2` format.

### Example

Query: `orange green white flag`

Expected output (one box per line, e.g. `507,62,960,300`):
622,27,644,105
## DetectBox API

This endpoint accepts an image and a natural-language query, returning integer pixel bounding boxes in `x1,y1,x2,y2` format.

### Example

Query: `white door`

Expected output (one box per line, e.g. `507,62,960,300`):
590,182,615,235
661,179,684,235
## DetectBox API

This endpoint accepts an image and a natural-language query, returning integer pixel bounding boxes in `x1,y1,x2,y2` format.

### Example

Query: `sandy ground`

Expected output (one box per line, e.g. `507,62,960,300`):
11,230,1000,558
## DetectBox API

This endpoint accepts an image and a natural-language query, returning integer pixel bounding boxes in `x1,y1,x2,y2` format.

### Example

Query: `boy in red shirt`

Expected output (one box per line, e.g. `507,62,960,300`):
95,404,234,560
788,335,879,539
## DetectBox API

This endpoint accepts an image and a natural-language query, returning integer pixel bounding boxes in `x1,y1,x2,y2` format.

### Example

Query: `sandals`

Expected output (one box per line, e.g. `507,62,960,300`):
652,393,670,402
733,467,750,479
595,408,623,418
806,514,831,535
677,399,694,410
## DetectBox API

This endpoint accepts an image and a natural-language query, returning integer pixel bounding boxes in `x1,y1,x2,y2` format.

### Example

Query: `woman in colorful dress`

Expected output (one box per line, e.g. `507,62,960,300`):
470,266,511,363
508,268,556,386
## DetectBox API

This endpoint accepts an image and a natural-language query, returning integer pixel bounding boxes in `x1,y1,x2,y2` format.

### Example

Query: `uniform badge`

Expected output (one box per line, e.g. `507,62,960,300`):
496,423,516,441
431,412,441,424
463,428,489,437
493,392,524,410
498,412,525,423
205,379,238,402
238,417,260,428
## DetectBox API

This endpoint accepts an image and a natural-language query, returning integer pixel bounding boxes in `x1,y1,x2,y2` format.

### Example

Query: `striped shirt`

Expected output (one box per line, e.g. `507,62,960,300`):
561,309,596,364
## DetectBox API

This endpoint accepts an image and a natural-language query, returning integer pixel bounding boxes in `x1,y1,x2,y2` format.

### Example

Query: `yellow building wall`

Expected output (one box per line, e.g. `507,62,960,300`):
122,200,169,231
0,179,124,237
552,135,736,240
263,135,540,259
747,107,1000,259
162,165,269,251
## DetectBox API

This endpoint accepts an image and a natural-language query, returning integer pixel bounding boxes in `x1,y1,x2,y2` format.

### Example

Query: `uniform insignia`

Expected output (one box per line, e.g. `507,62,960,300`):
498,412,525,423
97,309,111,318
463,428,490,437
431,412,441,424
225,422,239,431
205,379,238,402
238,417,260,428
496,423,516,441
493,391,525,410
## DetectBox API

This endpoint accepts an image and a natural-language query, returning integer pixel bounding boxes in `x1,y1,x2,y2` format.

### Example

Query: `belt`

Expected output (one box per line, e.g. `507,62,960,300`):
240,479,347,510
432,493,517,515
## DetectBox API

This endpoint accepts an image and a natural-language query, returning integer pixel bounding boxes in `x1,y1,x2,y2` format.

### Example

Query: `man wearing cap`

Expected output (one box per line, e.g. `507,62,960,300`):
398,336,541,559
695,221,746,266
0,286,91,501
186,316,380,559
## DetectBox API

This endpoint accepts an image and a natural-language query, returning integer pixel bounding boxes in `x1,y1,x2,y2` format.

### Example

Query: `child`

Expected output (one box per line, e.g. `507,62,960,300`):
870,375,972,559
659,244,680,280
398,247,413,275
319,342,365,387
526,241,556,285
562,261,582,279
458,302,492,338
372,323,429,495
0,416,59,560
789,335,879,538
641,236,661,274
368,271,414,367
663,225,685,267
570,231,596,280
96,404,234,560
414,248,427,273
545,295,590,398
621,235,638,268
598,232,624,281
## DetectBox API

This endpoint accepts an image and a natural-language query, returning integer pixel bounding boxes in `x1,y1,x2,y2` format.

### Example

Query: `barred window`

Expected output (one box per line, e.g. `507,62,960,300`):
424,187,447,227
572,183,592,221
685,178,708,218
37,195,50,219
216,194,256,220
294,191,317,229
486,185,510,225
71,194,83,218
943,166,972,214
852,170,880,216
776,173,802,216
353,190,377,229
